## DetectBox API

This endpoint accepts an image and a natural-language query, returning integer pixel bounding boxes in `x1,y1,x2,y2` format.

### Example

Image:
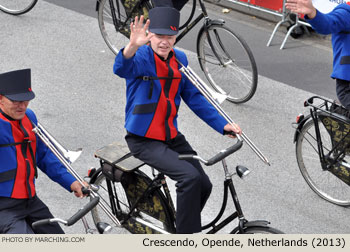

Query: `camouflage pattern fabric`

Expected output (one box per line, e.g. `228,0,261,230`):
120,0,150,38
121,171,172,233
320,114,350,185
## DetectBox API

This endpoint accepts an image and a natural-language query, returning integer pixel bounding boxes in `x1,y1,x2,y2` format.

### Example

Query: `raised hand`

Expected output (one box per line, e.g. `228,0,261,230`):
123,15,154,59
129,15,153,47
285,0,316,18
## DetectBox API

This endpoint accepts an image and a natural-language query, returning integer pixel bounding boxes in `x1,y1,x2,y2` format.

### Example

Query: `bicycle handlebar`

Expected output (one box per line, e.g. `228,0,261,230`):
67,197,100,226
178,139,243,166
32,196,100,230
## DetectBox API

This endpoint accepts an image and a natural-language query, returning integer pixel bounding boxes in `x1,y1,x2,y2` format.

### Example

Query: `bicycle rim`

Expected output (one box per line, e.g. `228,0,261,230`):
0,0,37,15
98,0,151,55
296,118,350,206
197,24,258,104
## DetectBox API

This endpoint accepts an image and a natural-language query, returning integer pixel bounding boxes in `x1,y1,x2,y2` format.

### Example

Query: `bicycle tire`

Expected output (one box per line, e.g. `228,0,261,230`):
232,226,283,234
296,117,350,206
0,0,37,15
90,170,175,234
178,0,195,30
197,24,258,104
98,0,152,55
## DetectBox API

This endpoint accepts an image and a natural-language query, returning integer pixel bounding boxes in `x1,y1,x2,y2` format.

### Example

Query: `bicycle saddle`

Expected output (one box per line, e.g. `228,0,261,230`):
94,142,144,172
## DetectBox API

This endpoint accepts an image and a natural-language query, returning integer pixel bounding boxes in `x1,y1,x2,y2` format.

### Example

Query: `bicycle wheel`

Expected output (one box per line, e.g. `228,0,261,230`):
232,226,283,234
98,0,152,55
197,24,258,104
0,0,37,15
296,117,350,206
90,170,175,234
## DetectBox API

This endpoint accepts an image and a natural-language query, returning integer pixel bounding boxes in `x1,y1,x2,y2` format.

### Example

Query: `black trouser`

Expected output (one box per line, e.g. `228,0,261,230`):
152,0,189,11
0,196,64,234
336,79,350,109
125,132,212,233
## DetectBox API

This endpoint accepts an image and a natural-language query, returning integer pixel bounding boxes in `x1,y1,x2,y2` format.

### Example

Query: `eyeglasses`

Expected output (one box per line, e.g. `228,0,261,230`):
8,98,29,105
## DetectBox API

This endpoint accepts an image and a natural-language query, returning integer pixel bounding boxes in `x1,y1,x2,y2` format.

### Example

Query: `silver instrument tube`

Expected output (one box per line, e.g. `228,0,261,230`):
32,123,171,233
31,123,122,227
178,61,270,166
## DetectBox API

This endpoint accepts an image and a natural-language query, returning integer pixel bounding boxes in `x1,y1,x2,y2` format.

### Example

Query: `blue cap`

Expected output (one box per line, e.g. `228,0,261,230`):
149,7,180,35
0,69,35,101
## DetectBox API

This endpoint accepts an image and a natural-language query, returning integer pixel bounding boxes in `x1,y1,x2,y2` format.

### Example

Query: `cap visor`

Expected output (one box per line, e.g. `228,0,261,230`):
5,91,35,101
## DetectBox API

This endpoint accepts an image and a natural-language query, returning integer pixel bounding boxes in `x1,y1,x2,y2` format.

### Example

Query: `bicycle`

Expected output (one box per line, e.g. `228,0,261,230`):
87,139,283,234
294,96,350,206
96,0,258,104
0,0,38,15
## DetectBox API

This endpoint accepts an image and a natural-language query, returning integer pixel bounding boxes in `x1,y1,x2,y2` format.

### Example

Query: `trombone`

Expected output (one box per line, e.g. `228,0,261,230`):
31,122,122,228
177,60,270,166
32,122,171,234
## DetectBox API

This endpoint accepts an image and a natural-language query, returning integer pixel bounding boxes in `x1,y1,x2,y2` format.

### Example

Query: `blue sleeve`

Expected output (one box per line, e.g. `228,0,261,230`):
306,5,350,35
113,46,150,78
28,110,76,192
177,53,227,134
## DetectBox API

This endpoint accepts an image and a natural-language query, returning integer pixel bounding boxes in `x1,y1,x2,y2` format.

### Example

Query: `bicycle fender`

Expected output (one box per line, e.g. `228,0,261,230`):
293,114,312,143
208,19,225,26
231,220,270,234
198,19,225,35
244,220,270,227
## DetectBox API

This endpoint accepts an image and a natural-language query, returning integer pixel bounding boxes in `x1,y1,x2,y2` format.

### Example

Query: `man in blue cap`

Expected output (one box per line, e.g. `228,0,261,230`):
114,7,241,233
286,0,350,110
0,69,86,234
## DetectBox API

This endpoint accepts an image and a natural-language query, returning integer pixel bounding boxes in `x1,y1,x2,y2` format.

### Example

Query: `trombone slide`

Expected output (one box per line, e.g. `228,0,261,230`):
177,61,270,166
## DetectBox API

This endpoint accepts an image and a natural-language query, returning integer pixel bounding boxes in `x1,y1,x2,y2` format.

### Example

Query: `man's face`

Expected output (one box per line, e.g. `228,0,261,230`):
0,95,29,120
149,33,176,59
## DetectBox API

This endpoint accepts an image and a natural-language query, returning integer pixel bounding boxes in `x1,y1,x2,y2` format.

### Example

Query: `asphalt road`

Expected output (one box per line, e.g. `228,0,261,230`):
1,1,347,234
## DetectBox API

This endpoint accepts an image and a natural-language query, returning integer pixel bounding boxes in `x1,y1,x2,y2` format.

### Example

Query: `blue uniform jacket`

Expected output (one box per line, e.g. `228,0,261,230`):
113,45,228,139
0,108,76,198
305,3,350,81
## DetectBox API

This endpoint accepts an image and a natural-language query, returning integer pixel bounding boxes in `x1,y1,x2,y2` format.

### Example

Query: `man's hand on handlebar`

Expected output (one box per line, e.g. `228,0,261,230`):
224,123,242,138
70,181,90,198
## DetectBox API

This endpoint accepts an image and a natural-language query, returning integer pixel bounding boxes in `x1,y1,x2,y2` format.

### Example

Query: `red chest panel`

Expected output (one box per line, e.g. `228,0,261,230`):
145,52,182,141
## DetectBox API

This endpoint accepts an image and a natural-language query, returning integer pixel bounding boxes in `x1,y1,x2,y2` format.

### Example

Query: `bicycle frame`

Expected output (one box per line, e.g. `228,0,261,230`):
202,158,245,234
97,157,265,234
175,0,209,44
175,0,231,67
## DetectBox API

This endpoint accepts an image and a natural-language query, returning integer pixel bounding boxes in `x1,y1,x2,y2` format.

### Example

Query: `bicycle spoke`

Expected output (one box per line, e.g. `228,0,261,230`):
103,5,113,20
198,24,257,103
